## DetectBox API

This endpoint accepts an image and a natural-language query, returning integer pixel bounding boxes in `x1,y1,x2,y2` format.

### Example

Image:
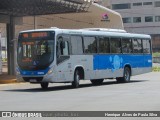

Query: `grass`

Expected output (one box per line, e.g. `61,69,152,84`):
152,66,160,72
153,52,160,57
2,58,7,62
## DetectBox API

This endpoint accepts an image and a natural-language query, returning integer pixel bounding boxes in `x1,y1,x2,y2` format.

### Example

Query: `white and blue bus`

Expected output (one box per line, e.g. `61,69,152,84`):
16,28,152,89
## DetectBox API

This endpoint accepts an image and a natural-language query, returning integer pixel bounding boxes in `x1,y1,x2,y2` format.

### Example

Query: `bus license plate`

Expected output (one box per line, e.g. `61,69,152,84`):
30,79,37,82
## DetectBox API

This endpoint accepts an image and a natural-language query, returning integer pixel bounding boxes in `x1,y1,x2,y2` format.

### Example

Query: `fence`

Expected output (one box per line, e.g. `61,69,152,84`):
153,57,160,63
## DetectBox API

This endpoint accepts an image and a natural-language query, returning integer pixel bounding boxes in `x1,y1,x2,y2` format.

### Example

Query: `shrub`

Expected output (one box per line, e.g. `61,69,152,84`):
152,66,160,72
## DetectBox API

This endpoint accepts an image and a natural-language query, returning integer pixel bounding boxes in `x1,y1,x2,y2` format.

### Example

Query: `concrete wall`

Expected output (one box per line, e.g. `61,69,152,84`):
15,3,124,37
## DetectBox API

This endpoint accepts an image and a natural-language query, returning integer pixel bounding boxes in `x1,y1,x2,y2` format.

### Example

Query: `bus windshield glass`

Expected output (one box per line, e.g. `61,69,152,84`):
17,31,55,70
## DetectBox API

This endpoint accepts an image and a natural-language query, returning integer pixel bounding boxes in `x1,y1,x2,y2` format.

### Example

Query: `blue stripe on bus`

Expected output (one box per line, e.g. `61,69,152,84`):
93,54,152,70
19,67,50,76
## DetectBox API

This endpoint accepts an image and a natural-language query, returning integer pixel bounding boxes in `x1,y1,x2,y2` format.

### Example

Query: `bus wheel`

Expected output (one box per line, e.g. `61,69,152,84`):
72,70,80,88
90,79,104,85
40,82,49,89
116,67,131,83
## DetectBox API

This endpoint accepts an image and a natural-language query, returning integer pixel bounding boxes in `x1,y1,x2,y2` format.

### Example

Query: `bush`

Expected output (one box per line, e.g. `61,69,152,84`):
152,66,160,72
2,58,7,62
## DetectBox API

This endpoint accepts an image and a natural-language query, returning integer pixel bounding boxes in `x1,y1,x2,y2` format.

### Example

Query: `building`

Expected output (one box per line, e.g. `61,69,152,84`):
104,0,160,52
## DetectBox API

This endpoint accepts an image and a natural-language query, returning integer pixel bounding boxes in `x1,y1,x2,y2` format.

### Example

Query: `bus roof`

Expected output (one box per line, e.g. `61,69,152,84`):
20,27,151,39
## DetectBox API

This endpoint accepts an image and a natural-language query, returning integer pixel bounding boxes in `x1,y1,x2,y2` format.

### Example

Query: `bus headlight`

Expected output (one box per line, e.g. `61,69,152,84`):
47,67,54,75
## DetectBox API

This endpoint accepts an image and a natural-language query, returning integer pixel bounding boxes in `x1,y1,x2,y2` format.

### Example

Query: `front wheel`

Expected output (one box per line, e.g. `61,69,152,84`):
72,70,80,88
40,82,49,89
116,67,131,83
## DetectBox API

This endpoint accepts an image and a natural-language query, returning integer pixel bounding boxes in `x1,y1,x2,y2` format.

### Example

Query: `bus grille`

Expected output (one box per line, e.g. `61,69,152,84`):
23,77,43,82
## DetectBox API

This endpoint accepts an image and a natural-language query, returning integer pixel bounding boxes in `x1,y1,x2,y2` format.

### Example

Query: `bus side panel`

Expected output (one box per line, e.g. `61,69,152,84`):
122,55,144,76
93,54,152,79
54,55,94,82
71,55,95,80
132,54,152,75
46,54,152,82
54,57,73,82
144,54,152,67
93,54,123,79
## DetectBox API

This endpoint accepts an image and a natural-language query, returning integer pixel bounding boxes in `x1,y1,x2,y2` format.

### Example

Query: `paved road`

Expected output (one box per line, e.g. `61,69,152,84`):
0,72,160,119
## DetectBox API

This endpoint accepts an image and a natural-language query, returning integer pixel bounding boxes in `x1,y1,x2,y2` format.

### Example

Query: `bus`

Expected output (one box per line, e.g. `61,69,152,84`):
16,28,152,89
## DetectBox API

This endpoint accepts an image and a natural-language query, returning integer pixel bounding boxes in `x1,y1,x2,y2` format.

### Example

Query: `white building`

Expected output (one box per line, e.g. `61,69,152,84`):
106,0,160,52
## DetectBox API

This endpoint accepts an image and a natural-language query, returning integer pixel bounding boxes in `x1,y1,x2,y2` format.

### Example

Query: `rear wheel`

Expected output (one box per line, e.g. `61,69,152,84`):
72,70,80,88
91,79,104,85
116,67,131,83
40,82,49,89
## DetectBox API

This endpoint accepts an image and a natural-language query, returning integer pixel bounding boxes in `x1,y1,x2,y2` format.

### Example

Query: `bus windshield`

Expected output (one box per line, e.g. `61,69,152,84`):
17,32,54,71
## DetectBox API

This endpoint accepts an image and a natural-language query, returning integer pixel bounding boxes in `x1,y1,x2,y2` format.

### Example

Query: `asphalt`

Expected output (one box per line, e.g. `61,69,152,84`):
0,72,160,120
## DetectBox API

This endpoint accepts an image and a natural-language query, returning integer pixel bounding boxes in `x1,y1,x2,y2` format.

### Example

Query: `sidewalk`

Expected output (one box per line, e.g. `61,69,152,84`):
0,74,17,84
0,63,17,84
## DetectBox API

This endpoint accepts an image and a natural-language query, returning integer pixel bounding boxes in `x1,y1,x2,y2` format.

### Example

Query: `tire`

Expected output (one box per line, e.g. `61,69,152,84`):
90,79,104,85
116,77,122,83
116,67,131,83
72,70,80,88
40,82,49,89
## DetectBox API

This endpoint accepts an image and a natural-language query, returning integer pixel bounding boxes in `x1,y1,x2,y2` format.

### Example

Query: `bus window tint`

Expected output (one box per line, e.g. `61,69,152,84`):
71,36,83,55
143,39,151,54
110,38,121,53
58,37,69,56
122,38,132,53
98,37,110,53
83,37,97,53
133,39,143,53
62,41,69,55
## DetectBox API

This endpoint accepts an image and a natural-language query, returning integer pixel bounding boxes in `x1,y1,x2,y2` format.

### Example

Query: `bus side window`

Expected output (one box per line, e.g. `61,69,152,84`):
110,37,121,53
71,36,83,55
57,36,70,64
57,37,69,56
133,39,143,53
56,37,61,58
143,39,151,54
62,41,69,55
83,36,97,54
122,38,133,53
98,37,110,53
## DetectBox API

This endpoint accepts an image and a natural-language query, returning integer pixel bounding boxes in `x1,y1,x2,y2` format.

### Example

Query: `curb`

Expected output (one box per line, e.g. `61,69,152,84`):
0,79,18,84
